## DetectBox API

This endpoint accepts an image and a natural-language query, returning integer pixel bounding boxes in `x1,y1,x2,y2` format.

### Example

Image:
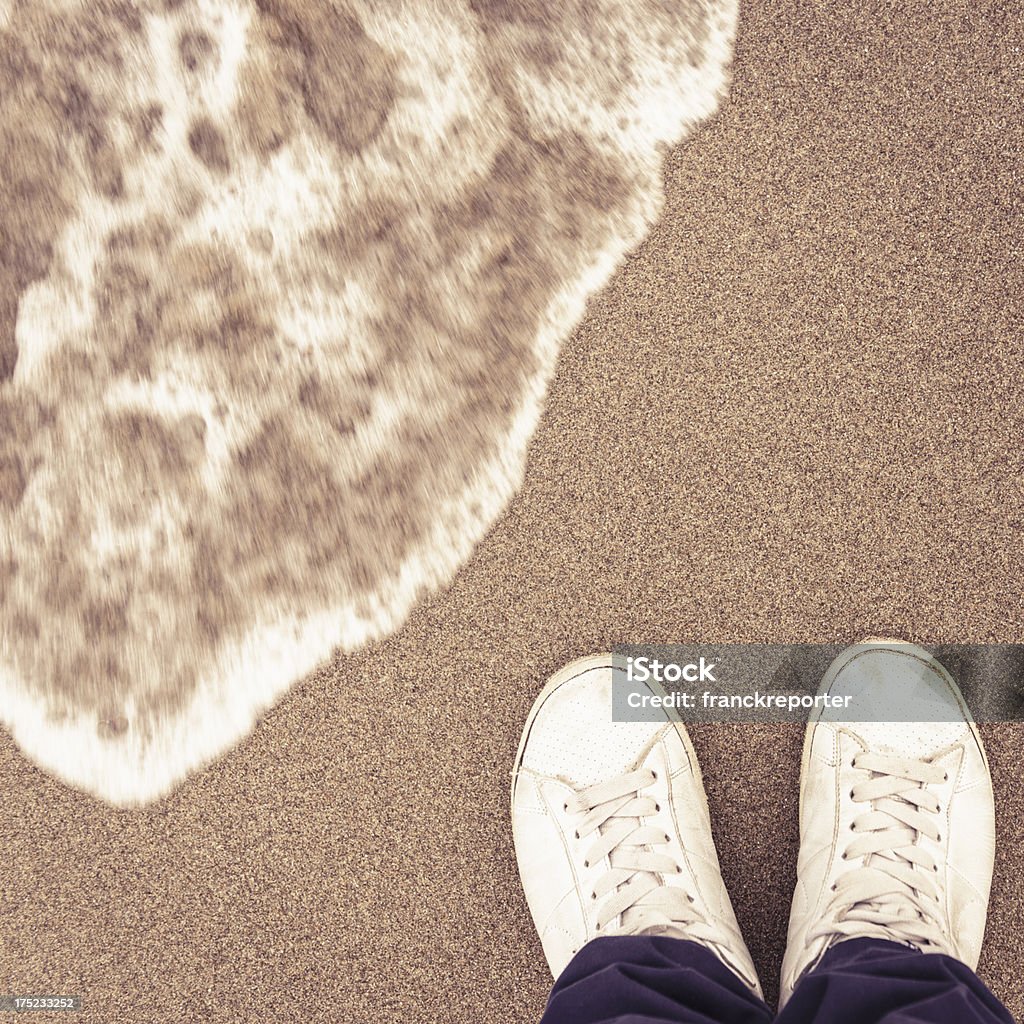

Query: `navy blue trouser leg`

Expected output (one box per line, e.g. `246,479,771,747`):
539,935,1015,1024
777,938,1015,1024
539,936,771,1024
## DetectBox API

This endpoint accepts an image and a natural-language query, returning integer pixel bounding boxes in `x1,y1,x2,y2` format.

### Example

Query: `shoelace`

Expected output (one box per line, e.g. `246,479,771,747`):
808,750,954,954
566,768,717,942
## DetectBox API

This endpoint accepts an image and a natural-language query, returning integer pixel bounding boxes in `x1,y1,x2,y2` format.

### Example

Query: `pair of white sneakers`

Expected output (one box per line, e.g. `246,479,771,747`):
511,641,995,1007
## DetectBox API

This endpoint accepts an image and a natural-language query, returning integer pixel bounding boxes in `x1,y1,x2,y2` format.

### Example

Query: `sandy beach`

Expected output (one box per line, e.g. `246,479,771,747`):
1,1,1022,1020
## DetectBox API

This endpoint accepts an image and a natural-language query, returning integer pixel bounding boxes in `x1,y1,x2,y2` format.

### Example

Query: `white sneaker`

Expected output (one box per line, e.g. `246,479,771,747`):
780,640,996,1007
511,653,762,997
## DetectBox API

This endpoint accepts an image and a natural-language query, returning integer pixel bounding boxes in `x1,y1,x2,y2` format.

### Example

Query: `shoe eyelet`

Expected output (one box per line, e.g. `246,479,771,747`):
664,833,671,844
654,803,661,813
583,859,590,868
936,833,942,843
563,802,569,812
687,894,695,904
942,772,949,782
651,770,658,780
574,830,580,840
591,892,597,901
841,851,848,860
849,822,856,831
676,865,683,874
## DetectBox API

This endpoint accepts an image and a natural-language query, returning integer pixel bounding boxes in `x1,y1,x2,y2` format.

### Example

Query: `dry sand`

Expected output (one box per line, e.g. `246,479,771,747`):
2,1,1022,1021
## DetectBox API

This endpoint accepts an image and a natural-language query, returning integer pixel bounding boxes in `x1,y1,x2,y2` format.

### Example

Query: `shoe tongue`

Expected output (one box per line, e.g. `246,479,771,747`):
821,931,925,961
631,922,759,993
634,921,687,940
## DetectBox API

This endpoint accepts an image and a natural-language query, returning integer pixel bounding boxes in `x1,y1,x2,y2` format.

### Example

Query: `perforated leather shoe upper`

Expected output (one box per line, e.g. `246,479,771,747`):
512,654,762,996
780,642,995,1007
